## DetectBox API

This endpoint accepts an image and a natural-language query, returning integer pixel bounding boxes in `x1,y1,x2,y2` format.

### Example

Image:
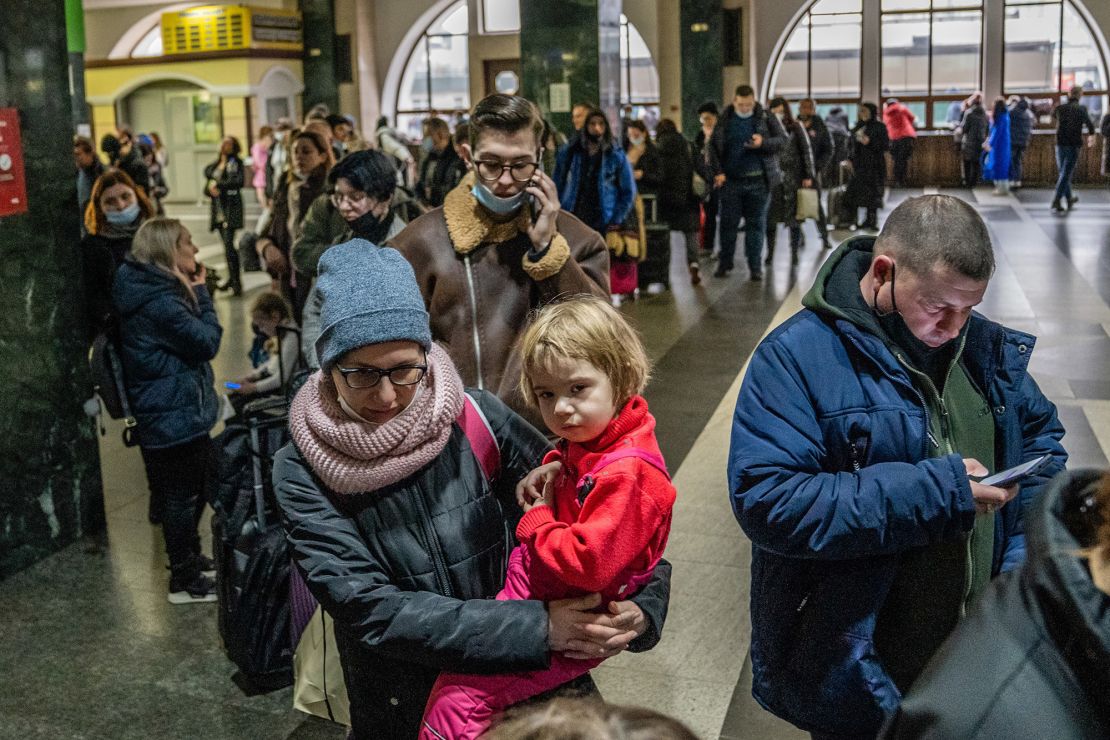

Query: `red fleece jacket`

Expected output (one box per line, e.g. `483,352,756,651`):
884,103,918,140
515,396,676,601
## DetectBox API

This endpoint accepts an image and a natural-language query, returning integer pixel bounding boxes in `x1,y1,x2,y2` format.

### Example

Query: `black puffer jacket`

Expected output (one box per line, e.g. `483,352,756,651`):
882,469,1110,739
273,390,672,739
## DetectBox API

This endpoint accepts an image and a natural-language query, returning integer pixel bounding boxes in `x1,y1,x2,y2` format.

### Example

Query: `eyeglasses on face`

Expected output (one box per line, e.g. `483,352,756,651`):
334,362,427,389
473,159,540,183
330,189,372,208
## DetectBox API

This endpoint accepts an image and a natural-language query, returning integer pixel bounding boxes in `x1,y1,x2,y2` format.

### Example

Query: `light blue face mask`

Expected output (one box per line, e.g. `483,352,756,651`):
421,136,435,153
736,108,754,119
471,180,526,216
105,202,141,225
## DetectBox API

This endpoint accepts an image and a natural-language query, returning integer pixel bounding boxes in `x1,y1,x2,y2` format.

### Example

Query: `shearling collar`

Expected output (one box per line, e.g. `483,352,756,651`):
442,172,533,255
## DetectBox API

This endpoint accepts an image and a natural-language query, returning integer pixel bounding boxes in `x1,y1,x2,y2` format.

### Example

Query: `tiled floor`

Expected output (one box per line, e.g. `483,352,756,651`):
1,187,1107,739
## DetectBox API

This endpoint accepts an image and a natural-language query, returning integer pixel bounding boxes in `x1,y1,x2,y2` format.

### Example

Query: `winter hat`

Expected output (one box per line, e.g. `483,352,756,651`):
314,240,432,372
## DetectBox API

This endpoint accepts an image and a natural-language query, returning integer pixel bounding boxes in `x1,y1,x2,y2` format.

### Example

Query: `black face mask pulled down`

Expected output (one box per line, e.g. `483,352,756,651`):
873,265,962,387
348,209,391,244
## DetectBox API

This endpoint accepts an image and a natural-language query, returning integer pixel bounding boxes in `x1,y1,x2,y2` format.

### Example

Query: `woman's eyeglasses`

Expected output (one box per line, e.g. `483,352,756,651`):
334,362,427,389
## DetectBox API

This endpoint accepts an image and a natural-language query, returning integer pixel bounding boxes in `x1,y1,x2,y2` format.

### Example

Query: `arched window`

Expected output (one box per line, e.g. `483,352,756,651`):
395,1,470,140
392,2,661,138
1004,0,1108,126
770,0,1109,130
880,0,983,129
620,14,660,125
770,0,863,122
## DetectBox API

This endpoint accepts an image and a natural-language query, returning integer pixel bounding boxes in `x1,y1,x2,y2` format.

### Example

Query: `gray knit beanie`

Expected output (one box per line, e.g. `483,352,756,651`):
314,240,432,371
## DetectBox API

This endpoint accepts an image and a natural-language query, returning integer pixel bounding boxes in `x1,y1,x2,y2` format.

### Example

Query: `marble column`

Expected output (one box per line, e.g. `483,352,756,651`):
0,0,103,578
301,0,340,114
520,0,622,136
680,0,724,135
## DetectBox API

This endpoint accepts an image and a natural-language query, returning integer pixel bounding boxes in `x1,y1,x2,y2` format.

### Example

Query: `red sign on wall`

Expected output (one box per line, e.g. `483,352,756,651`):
0,108,28,218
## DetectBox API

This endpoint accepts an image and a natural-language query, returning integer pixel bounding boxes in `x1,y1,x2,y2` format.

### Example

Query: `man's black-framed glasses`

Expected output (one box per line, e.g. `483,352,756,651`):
473,159,539,183
335,359,427,389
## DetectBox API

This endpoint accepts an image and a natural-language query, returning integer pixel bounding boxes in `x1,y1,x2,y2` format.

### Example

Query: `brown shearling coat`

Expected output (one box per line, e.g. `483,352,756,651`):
388,178,610,425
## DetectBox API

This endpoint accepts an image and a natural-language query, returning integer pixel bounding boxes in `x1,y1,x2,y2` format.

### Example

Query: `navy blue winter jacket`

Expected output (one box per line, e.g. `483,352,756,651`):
112,260,222,449
728,242,1067,735
553,139,636,229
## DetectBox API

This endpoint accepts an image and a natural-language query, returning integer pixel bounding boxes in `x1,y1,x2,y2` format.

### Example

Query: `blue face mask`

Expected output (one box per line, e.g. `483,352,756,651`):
471,180,526,216
105,202,141,225
421,136,435,153
736,108,754,120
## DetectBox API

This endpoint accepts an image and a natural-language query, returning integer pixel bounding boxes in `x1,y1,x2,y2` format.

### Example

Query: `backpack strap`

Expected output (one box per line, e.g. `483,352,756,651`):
576,448,670,505
458,393,500,484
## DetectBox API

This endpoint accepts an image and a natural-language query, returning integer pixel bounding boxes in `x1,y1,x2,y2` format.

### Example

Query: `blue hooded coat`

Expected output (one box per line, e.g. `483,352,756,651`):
728,238,1067,735
112,260,222,449
983,109,1012,182
553,130,636,231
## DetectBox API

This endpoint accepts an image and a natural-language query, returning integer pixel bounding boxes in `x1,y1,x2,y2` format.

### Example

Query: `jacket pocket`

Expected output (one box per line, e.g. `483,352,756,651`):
821,412,873,473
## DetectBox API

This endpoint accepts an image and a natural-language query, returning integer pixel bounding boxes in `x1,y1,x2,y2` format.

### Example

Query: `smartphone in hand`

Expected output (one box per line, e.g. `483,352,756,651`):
976,454,1053,488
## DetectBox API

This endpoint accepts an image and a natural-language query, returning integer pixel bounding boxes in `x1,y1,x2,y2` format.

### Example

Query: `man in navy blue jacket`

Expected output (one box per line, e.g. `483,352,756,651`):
728,194,1067,739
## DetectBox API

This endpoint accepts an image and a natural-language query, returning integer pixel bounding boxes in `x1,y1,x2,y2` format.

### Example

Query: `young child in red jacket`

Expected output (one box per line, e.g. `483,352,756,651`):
420,294,676,740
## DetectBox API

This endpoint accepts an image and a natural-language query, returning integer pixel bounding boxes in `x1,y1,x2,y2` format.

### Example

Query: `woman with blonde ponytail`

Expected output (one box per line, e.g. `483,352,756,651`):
113,217,224,604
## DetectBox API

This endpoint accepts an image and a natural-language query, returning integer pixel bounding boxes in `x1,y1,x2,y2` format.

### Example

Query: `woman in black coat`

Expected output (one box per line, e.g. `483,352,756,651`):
765,98,817,265
883,469,1110,739
959,98,990,188
80,168,156,340
274,243,671,740
655,119,703,284
845,102,889,230
204,136,245,295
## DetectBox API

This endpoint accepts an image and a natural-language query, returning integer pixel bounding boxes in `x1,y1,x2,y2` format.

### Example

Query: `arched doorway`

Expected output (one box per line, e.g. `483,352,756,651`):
123,81,221,202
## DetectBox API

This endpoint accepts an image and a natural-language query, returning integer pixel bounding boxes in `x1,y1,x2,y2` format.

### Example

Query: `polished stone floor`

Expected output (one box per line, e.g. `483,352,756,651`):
1,187,1107,739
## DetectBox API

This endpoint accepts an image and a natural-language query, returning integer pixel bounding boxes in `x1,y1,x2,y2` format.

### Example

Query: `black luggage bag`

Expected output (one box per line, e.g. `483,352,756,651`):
212,396,294,692
637,194,671,290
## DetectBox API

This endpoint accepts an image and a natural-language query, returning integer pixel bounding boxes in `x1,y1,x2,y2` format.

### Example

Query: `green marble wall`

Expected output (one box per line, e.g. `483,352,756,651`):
0,1,104,578
520,0,622,136
680,0,724,135
301,0,340,114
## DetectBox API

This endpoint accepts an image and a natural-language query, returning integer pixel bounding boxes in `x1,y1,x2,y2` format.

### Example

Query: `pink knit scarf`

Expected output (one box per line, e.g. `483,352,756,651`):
289,343,465,495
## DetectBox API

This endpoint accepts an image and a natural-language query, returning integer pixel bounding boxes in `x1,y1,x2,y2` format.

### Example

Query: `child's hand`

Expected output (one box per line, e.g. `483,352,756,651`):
516,461,561,510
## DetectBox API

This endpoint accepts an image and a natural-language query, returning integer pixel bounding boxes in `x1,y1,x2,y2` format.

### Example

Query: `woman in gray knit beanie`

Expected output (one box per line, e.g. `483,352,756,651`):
273,239,669,739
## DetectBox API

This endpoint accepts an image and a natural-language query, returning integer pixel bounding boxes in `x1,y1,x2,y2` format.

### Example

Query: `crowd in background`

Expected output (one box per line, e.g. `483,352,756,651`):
70,89,1110,740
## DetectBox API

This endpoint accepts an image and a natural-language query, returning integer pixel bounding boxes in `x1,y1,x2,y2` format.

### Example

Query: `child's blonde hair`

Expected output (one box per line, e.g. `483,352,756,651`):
518,294,651,408
484,696,698,740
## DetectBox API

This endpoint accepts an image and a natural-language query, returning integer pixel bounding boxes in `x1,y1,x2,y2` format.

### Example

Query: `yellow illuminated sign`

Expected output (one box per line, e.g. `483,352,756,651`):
160,5,303,55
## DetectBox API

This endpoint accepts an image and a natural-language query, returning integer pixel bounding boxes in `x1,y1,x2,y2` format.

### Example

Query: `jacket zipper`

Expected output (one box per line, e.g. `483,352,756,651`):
415,489,454,598
463,255,484,391
896,354,977,610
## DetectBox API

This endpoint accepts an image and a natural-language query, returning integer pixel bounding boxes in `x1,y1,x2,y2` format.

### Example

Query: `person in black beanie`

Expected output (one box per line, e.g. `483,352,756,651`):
295,149,408,367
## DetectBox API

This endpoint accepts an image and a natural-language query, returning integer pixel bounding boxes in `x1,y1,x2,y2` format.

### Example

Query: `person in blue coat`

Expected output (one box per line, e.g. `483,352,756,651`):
728,195,1067,739
983,97,1012,195
553,107,636,238
113,217,223,604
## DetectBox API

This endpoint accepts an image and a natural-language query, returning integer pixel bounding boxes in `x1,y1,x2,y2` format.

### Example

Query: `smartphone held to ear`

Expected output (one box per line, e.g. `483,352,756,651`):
529,191,541,226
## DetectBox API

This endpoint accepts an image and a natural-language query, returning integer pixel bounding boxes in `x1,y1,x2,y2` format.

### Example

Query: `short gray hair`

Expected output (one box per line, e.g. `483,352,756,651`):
875,195,995,281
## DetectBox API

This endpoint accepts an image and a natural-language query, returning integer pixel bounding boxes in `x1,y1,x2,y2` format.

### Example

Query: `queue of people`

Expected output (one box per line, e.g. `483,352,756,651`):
73,91,1110,740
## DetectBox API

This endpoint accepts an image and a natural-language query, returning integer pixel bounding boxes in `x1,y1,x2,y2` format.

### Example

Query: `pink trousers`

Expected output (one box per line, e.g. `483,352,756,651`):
419,545,653,740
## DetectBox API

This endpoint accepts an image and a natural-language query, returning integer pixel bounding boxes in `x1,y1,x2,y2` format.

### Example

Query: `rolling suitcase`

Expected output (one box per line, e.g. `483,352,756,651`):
828,162,855,229
213,396,294,692
637,194,671,290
